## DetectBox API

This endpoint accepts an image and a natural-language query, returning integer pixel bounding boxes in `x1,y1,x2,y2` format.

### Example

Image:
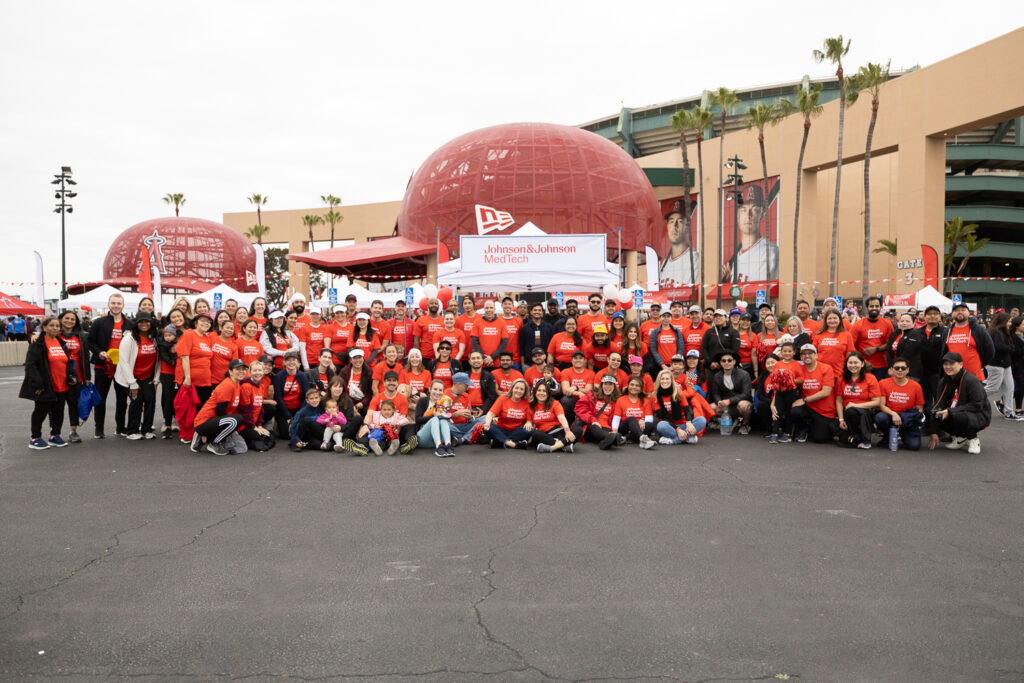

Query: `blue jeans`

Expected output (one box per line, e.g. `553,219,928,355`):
417,416,452,448
655,417,707,444
874,410,924,450
449,416,483,442
487,424,531,444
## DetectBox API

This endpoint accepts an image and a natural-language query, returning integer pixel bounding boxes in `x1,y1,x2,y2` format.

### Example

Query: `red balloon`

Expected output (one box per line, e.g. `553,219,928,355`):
438,286,454,306
620,297,634,310
418,297,429,310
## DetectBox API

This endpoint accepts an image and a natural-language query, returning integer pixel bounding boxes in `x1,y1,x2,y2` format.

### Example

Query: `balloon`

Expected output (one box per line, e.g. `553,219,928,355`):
438,286,453,306
418,297,429,310
423,283,438,299
602,284,619,300
617,289,633,304
620,297,634,310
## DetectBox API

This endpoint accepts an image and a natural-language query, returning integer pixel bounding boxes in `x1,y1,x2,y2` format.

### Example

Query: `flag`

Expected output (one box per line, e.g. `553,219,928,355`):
138,245,153,297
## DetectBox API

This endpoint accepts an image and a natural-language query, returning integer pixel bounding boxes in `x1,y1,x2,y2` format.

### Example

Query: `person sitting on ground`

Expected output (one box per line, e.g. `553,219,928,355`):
835,351,882,449
191,358,249,456
926,351,992,454
287,387,325,452
651,368,706,445
559,350,595,416
875,356,926,450
484,378,533,449
528,381,575,453
238,358,275,451
789,345,837,444
570,375,624,450
446,372,482,447
338,348,373,417
306,347,337,396
413,379,457,457
611,376,657,449
708,350,753,434
361,399,412,455
271,350,311,439
316,398,349,452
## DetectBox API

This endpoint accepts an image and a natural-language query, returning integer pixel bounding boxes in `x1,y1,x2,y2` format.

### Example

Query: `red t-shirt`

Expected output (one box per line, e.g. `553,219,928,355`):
389,318,415,356
455,314,480,338
682,322,707,355
490,395,530,430
369,318,392,344
298,323,330,367
774,359,805,384
547,332,580,364
837,373,881,409
209,334,237,382
945,324,985,381
466,370,485,407
628,372,655,395
653,327,679,365
45,337,69,393
372,361,406,388
368,391,408,416
799,363,836,418
472,317,506,362
108,318,124,358
879,378,924,413
499,316,523,362
61,334,83,383
239,377,269,425
403,367,432,395
293,315,312,334
851,317,894,369
613,395,650,422
175,330,213,386
327,322,353,355
249,316,266,335
280,373,303,411
431,359,458,389
134,337,158,381
445,389,475,424
813,330,854,376
351,335,381,363
492,367,524,394
236,338,264,367
414,315,444,360
195,378,241,424
640,319,661,345
525,365,561,388
756,332,779,367
737,331,759,365
562,367,595,392
576,312,609,342
582,341,613,370
433,328,467,357
529,400,565,432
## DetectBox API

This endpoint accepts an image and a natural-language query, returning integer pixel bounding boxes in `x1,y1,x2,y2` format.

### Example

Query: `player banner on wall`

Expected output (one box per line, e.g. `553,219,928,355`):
715,176,780,298
647,193,700,300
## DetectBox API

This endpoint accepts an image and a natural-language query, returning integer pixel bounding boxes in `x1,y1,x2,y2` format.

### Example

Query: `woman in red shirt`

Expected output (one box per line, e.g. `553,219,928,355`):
58,310,91,443
813,310,855,377
612,376,657,448
114,312,160,440
570,375,623,450
248,297,268,334
209,317,239,384
754,312,780,373
547,316,582,369
402,349,433,405
351,313,382,366
484,378,532,448
618,323,648,364
528,381,575,453
176,313,216,404
736,314,760,380
835,351,881,449
192,359,248,455
21,317,71,449
235,320,264,368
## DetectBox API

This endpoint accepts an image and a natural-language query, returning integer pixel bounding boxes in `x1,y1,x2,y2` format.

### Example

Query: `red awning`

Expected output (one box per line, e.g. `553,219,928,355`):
0,292,45,316
287,236,436,282
67,276,216,295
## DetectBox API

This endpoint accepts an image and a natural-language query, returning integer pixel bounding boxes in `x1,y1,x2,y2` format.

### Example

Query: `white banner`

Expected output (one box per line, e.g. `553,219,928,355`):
459,233,607,272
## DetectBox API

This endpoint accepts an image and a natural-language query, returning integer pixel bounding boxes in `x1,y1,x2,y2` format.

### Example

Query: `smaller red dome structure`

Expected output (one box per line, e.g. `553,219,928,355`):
99,217,258,292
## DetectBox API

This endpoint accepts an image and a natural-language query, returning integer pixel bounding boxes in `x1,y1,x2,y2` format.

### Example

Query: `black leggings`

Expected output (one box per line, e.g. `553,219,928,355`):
530,427,568,447
64,385,81,428
839,406,875,445
572,420,614,445
790,404,838,443
160,373,177,427
31,395,66,439
771,389,799,435
126,382,157,435
93,371,128,435
195,415,243,444
617,416,654,443
1014,372,1024,411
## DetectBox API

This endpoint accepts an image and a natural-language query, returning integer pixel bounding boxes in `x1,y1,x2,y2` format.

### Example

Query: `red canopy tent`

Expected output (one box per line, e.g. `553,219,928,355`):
0,292,44,316
287,235,436,282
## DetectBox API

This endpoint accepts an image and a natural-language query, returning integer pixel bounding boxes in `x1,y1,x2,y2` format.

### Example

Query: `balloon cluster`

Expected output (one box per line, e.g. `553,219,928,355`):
601,284,637,310
418,284,454,311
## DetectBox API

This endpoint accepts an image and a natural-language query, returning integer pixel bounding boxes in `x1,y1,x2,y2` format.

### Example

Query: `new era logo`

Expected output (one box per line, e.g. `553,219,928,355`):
475,205,515,234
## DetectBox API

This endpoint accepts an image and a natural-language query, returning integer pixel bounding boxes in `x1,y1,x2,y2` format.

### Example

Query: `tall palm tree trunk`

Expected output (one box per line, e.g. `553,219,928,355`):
791,124,810,313
758,134,769,277
717,114,725,306
696,137,707,309
861,97,879,300
680,132,697,303
828,75,846,297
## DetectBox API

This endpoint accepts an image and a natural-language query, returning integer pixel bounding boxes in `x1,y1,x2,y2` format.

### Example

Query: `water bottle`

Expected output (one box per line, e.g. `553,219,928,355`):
720,411,733,436
888,426,899,451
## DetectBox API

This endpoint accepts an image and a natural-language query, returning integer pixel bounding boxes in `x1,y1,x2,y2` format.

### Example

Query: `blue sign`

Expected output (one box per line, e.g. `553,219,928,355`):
952,293,963,305
633,289,644,309
834,295,843,308
328,288,338,305
405,287,415,307
212,292,223,310
755,289,767,306
554,291,565,307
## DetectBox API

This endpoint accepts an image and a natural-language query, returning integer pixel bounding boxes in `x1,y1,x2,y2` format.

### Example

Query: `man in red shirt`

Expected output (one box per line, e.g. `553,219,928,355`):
471,300,507,367
413,299,444,361
682,305,707,355
874,357,925,450
850,296,894,380
297,307,331,368
368,300,393,344
492,351,524,394
941,301,994,382
290,293,312,333
389,301,415,359
639,303,662,345
789,345,837,443
499,297,523,367
456,295,479,338
577,293,609,343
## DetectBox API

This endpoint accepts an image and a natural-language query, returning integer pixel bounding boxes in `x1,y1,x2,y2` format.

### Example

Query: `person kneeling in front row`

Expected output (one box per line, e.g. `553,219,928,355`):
874,357,925,450
926,352,992,454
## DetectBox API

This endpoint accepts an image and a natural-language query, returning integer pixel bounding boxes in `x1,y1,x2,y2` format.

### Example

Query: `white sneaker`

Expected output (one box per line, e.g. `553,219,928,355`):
967,438,981,454
639,434,657,450
658,436,675,445
945,436,968,450
143,432,156,440
126,433,142,441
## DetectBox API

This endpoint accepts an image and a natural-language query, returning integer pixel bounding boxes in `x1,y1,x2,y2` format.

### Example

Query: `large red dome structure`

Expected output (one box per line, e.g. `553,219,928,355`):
100,217,258,292
397,122,662,254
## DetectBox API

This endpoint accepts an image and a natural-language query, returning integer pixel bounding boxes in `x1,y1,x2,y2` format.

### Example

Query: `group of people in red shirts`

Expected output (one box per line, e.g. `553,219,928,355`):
23,289,1011,457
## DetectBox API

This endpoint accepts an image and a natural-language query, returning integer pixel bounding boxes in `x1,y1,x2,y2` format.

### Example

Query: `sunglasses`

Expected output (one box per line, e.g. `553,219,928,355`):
893,366,909,371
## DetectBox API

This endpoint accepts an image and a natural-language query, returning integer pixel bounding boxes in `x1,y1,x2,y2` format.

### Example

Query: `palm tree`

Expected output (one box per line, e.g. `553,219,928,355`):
745,100,790,259
709,87,740,305
847,61,891,299
162,193,186,217
301,214,324,253
247,193,269,226
788,83,824,313
872,238,897,256
691,105,716,308
943,217,989,296
321,194,344,250
670,109,698,301
244,224,270,244
813,35,852,297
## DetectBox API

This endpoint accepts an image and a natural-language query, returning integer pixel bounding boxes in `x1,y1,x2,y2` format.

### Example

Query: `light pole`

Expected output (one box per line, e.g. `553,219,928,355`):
51,166,76,300
724,155,745,288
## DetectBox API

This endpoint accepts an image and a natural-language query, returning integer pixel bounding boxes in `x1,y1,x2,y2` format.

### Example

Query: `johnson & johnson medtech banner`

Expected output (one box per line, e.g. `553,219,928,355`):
459,233,607,272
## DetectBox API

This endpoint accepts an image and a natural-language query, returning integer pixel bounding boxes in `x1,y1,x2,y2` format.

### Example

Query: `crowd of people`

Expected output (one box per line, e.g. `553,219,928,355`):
19,289,1024,457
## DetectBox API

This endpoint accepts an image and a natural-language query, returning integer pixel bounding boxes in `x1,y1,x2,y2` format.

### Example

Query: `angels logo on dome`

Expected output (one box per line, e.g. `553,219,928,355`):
142,229,168,274
474,205,515,235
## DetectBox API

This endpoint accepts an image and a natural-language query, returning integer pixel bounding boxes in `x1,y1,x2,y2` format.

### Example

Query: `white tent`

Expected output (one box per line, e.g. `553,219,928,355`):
439,223,619,292
191,283,259,309
58,285,147,314
885,285,956,314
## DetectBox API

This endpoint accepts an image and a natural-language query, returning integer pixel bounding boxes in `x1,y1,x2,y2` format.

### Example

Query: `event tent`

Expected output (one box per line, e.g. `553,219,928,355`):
883,285,956,313
0,292,44,316
58,285,147,314
191,283,259,309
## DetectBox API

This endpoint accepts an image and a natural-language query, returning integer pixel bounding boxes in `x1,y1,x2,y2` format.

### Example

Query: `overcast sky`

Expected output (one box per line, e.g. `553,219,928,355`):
1,1,1018,301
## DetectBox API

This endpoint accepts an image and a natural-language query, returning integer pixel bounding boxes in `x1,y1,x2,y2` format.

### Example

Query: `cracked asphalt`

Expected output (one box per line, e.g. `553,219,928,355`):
1,366,1022,682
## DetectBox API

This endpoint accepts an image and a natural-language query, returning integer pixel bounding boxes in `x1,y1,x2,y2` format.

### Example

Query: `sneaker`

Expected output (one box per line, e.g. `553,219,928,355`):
333,443,344,453
737,422,751,435
537,443,553,453
686,434,699,444
94,432,105,439
143,432,156,440
435,445,447,457
343,438,369,456
319,442,330,451
160,425,172,438
639,434,657,450
563,443,575,453
1003,412,1024,421
777,434,792,443
996,400,1006,415
945,436,968,450
48,435,68,448
68,431,82,443
795,431,809,443
614,434,626,447
768,435,778,444
126,433,143,441
387,439,400,455
190,433,202,453
206,442,229,456
369,439,384,456
967,438,981,454
399,435,418,454
116,431,128,438
515,440,530,450
598,433,617,450
857,442,872,450
658,436,675,445
28,438,50,450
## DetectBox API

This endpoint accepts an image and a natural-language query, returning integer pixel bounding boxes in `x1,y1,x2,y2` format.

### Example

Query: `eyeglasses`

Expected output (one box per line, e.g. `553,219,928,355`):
720,358,735,363
892,366,909,371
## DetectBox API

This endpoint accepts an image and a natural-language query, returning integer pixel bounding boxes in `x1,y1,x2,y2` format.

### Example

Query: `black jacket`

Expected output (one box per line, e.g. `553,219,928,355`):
1011,334,1024,378
86,314,127,367
941,321,994,368
518,319,554,367
468,367,498,415
20,335,69,402
709,367,753,406
919,324,947,373
700,325,740,363
305,365,338,393
156,334,178,375
60,331,92,384
927,368,991,433
885,328,925,379
989,329,1013,368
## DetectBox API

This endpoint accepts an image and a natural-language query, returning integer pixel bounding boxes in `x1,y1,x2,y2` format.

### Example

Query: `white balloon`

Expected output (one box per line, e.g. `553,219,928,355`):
617,288,633,304
423,284,438,299
602,284,619,300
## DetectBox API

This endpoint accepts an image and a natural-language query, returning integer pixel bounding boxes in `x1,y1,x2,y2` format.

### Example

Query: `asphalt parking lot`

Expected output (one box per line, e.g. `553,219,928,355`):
1,365,1022,682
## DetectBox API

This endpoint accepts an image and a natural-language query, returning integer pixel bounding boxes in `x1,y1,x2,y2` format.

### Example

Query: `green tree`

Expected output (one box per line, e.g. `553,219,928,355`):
301,214,324,252
244,224,270,244
262,247,289,309
745,100,791,264
162,193,186,216
813,35,852,296
872,238,898,256
321,194,344,250
247,193,269,226
709,87,740,305
944,217,989,296
847,60,891,299
691,105,716,308
670,109,698,302
788,83,824,313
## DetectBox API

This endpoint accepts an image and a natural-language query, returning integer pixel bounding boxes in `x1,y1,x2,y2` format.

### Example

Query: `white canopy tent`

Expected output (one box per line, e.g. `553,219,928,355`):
438,223,619,292
58,285,147,314
191,284,259,309
884,285,956,314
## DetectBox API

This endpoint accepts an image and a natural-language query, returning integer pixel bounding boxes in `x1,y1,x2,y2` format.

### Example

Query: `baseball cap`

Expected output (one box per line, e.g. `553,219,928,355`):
228,359,247,371
799,344,817,354
758,302,772,310
348,348,365,357
664,199,684,220
531,347,546,356
344,294,358,302
685,350,700,359
942,351,963,363
688,305,701,313
628,355,643,365
572,350,586,358
307,306,322,315
823,297,839,306
729,307,742,316
612,311,625,319
952,301,968,310
924,305,941,314
452,372,470,385
283,350,300,360
714,309,727,316
660,310,672,317
383,370,400,381
600,374,618,384
258,354,273,364
671,353,685,362
268,310,285,321
355,312,370,321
